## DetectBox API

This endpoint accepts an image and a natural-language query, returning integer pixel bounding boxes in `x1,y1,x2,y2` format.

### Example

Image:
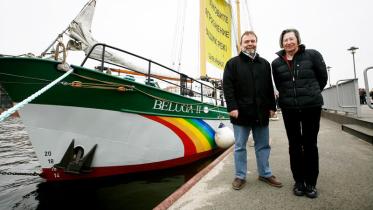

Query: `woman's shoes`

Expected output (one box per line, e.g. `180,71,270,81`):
305,185,318,198
293,182,318,198
293,182,305,196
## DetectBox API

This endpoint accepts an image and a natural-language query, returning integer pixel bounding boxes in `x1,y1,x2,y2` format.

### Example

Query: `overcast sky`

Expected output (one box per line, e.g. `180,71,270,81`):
1,0,372,88
246,0,373,89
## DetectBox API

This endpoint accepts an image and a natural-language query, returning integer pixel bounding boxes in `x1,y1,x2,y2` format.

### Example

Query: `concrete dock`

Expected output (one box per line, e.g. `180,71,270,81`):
161,110,373,210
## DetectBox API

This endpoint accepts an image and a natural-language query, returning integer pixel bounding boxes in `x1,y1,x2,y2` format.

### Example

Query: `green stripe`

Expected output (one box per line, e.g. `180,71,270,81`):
0,57,229,119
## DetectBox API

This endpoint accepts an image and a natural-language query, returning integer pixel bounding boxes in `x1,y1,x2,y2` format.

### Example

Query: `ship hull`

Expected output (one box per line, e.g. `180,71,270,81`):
0,57,229,181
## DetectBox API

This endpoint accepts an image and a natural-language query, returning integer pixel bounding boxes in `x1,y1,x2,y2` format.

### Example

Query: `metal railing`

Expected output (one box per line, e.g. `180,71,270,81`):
81,43,225,106
322,78,361,117
363,66,373,109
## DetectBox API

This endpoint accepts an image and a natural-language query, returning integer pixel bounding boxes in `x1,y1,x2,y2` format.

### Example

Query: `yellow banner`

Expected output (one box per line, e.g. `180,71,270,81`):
200,0,232,77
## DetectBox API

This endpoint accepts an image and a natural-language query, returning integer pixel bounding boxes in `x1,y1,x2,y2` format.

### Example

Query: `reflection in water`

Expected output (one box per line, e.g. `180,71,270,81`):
35,161,207,210
0,117,42,210
0,117,221,210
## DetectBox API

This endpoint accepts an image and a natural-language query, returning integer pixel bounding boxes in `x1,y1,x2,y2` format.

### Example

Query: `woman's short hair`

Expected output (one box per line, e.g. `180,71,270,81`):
279,29,301,48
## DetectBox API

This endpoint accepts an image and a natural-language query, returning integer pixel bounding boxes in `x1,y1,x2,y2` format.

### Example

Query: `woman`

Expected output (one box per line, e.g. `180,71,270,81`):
271,29,328,198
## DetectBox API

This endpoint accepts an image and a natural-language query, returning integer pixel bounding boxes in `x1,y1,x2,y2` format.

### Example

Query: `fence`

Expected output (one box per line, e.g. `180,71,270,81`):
322,78,361,117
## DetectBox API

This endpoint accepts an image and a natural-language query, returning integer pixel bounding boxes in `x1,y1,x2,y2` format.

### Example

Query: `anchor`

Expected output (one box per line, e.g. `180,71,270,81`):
54,139,97,174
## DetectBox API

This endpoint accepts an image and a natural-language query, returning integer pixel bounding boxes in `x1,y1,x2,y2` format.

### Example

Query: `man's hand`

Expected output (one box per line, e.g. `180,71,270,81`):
229,110,239,118
269,110,276,117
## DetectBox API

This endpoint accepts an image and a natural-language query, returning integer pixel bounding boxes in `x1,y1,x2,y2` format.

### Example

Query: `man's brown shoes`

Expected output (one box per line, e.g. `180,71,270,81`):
258,175,283,188
232,178,246,190
232,176,282,190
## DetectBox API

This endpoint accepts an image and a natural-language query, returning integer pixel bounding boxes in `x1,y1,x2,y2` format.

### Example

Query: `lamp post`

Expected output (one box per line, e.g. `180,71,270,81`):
326,66,332,87
347,46,359,79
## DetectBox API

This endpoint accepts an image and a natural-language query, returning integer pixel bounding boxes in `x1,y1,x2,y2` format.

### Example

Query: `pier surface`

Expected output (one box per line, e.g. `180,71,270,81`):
165,108,373,210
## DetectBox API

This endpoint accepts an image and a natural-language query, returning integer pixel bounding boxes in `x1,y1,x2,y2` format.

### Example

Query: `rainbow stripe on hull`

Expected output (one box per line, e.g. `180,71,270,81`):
144,115,216,155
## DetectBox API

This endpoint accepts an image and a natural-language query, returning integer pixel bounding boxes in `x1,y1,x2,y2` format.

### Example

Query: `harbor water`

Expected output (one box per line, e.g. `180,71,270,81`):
0,117,219,210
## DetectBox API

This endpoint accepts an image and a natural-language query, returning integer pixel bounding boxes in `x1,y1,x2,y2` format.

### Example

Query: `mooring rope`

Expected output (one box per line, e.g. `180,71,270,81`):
0,68,74,122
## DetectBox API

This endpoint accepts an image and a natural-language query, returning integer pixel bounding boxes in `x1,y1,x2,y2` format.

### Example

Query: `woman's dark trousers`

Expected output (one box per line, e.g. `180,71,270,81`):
282,107,321,187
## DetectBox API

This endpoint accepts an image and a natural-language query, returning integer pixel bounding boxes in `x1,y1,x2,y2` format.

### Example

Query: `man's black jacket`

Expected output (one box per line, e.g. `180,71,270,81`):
223,52,276,126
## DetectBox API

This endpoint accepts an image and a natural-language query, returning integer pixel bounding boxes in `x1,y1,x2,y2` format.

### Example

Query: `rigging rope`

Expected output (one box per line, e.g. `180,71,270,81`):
228,0,240,53
244,0,254,30
0,68,74,122
0,72,52,82
176,0,187,72
1,71,225,114
70,72,211,107
170,1,182,67
228,0,254,51
171,0,187,72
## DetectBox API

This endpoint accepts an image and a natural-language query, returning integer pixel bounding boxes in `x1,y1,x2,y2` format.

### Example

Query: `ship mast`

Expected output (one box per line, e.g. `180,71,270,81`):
235,0,241,54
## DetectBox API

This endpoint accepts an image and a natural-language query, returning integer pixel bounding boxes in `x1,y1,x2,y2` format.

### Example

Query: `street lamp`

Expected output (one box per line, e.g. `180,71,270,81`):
347,46,359,79
326,66,332,87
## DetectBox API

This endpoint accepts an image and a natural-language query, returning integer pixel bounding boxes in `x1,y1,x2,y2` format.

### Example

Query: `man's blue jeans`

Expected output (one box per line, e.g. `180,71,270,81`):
233,124,272,179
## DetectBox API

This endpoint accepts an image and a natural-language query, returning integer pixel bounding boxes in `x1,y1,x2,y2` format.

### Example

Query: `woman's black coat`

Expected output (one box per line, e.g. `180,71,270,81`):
271,45,328,109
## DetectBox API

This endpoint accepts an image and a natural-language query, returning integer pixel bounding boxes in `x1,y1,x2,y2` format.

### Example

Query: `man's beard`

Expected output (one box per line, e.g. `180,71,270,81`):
243,48,257,59
244,48,256,54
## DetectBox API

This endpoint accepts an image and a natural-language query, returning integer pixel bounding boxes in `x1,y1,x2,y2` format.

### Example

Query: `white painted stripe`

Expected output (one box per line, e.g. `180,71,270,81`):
20,104,185,168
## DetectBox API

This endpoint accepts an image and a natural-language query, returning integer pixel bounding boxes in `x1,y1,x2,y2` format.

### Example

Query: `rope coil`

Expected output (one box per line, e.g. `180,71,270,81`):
71,81,82,88
54,40,67,64
117,86,126,92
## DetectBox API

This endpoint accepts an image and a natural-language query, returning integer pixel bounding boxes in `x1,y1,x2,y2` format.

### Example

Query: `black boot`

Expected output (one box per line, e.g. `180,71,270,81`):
305,185,318,198
293,182,305,196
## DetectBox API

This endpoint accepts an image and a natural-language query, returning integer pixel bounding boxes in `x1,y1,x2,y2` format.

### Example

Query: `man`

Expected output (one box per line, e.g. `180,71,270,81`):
223,31,282,190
